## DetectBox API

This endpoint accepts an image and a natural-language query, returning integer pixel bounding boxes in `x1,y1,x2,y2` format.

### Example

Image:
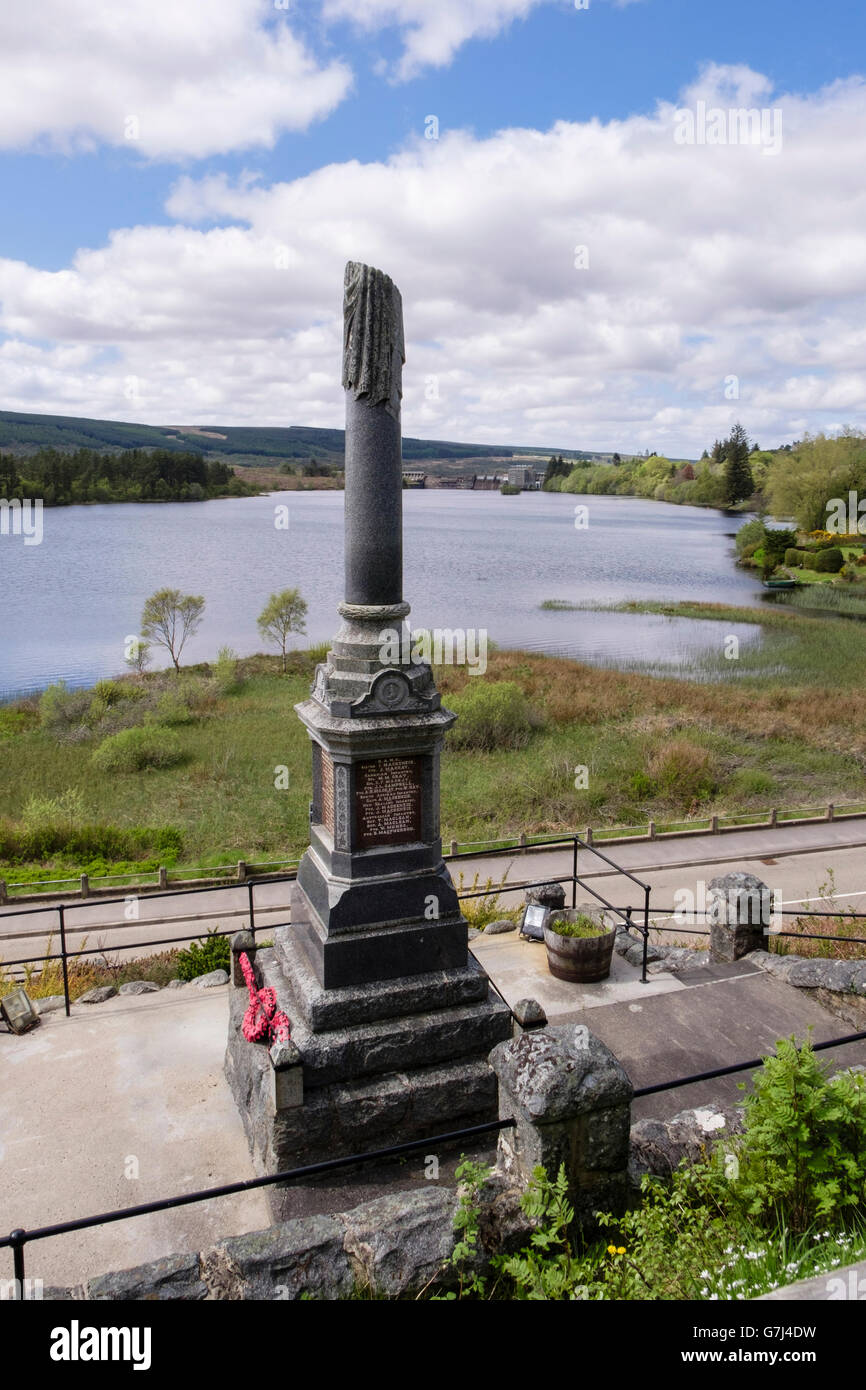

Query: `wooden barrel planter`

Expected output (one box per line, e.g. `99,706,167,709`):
543,906,615,983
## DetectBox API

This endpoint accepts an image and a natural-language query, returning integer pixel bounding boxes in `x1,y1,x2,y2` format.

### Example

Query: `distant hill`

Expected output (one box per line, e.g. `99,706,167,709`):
0,409,610,477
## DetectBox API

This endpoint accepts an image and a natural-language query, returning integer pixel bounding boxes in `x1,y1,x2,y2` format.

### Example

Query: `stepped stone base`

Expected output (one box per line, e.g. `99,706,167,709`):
225,927,512,1216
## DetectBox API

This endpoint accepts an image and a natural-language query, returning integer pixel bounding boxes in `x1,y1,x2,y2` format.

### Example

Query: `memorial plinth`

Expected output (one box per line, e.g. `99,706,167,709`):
226,262,510,1202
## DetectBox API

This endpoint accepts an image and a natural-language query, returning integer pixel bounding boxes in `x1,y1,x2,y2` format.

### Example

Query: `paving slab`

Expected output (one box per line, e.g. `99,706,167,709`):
566,965,866,1121
470,930,683,1017
0,986,270,1289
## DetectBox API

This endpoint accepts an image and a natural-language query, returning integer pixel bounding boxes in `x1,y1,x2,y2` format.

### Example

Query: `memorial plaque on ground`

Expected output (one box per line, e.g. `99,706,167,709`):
355,756,423,848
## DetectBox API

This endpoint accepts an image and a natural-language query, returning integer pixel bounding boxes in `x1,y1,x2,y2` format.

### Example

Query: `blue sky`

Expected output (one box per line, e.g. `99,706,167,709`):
1,0,865,455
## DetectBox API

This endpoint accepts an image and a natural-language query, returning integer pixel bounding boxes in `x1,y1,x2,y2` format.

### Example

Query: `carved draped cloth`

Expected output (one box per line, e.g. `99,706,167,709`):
342,261,405,421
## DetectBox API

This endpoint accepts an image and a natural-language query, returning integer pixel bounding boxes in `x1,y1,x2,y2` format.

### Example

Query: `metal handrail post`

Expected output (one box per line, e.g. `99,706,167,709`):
640,883,650,983
572,836,578,909
248,880,256,940
10,1230,25,1290
58,904,71,1016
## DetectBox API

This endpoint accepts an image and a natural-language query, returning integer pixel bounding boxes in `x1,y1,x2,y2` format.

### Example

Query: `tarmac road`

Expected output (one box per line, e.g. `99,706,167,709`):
1,817,865,978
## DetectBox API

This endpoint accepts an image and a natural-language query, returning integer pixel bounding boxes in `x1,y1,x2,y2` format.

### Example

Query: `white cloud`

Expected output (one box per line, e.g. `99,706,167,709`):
3,65,866,455
322,0,540,79
0,0,352,159
322,0,641,80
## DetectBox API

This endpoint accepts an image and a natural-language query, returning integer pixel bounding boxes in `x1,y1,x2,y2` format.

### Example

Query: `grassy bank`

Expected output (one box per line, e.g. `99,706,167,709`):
1,601,865,885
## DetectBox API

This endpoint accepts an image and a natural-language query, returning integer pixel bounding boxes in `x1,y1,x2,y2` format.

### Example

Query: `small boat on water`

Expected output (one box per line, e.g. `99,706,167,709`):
763,577,801,590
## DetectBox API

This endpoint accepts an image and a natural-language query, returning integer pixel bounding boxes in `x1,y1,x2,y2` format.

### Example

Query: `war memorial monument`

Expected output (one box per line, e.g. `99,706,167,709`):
225,262,512,1202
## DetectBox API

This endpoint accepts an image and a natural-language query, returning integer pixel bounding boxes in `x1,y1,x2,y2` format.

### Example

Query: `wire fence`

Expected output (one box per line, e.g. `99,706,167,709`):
6,829,866,1012
5,798,866,901
0,834,656,1011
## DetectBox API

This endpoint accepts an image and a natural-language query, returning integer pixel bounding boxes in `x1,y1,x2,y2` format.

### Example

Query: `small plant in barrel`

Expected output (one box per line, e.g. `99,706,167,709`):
548,914,606,939
544,907,615,982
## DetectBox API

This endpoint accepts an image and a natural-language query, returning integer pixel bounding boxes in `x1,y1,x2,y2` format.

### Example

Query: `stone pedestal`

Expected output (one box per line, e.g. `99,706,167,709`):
489,1025,633,1231
226,927,510,1216
708,872,772,963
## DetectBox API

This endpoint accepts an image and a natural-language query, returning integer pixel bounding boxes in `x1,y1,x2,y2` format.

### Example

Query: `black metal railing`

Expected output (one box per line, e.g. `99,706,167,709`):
0,1118,515,1291
5,828,863,1017
0,834,653,1012
632,1028,866,1098
6,1025,866,1293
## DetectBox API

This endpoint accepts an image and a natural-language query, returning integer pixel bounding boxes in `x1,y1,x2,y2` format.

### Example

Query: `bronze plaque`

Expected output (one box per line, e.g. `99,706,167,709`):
320,747,335,836
355,756,423,849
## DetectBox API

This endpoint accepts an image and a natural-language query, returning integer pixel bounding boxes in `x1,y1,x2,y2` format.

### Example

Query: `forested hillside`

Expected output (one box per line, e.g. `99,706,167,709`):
0,447,259,505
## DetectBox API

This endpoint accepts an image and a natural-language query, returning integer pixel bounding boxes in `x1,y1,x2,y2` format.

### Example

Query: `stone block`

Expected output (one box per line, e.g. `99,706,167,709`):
231,930,256,986
87,1254,206,1301
708,872,771,962
340,1188,459,1297
490,1024,633,1231
77,986,117,1005
202,1217,354,1301
513,998,546,1029
525,882,566,910
273,926,489,1032
630,1104,744,1181
190,969,229,989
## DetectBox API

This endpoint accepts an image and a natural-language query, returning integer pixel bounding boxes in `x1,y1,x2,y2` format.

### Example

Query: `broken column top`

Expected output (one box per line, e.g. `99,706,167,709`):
342,261,405,422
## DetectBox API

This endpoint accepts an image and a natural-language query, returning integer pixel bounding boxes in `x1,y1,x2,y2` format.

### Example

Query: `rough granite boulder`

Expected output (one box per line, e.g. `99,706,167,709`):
512,998,547,1028
629,1104,744,1181
119,981,161,996
340,1188,459,1297
625,941,664,968
202,1215,354,1301
484,918,517,935
77,985,117,1005
787,959,866,993
749,949,804,982
87,1253,207,1301
648,947,711,974
190,969,229,989
525,881,566,911
35,995,67,1014
750,951,866,1028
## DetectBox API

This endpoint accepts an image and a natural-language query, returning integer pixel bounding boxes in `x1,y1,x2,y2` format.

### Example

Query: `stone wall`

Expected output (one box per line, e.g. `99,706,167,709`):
749,951,866,1030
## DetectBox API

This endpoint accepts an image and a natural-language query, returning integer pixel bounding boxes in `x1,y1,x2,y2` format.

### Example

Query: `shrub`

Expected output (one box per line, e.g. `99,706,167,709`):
92,726,183,773
500,482,521,495
214,645,240,694
0,817,182,864
784,548,804,567
448,681,535,751
645,739,717,806
457,870,513,928
21,787,86,828
801,550,820,570
39,681,92,735
815,546,844,573
730,1035,866,1232
176,929,231,981
627,770,656,800
92,678,144,706
729,769,775,800
735,518,764,558
152,690,194,726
